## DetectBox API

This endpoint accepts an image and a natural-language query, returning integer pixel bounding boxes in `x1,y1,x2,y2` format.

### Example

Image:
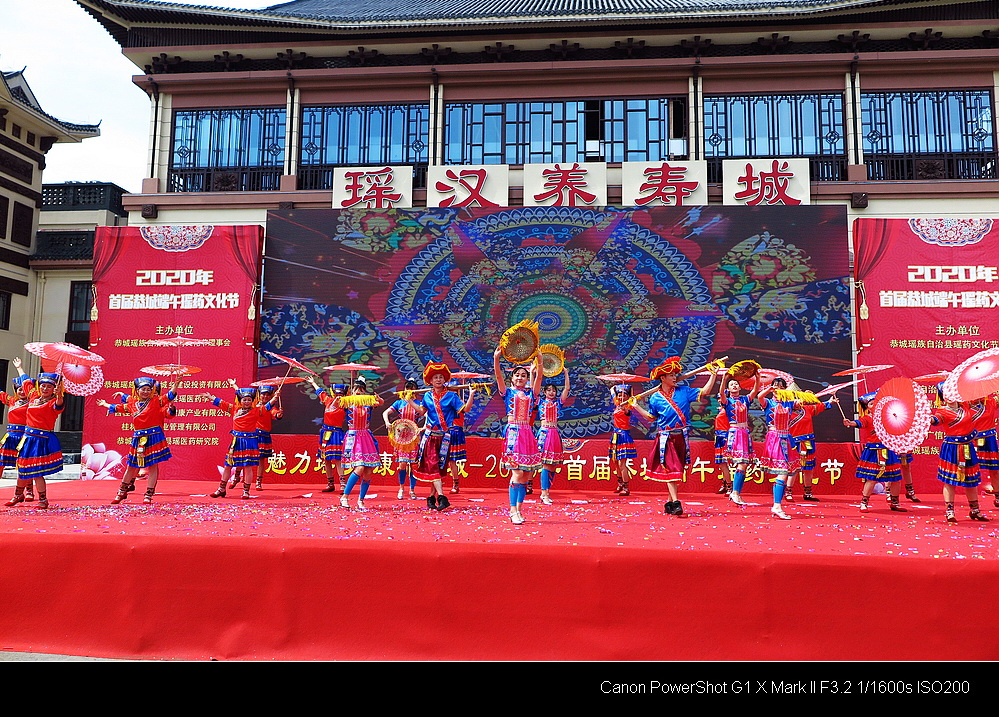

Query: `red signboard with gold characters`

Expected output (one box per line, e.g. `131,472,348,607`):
83,225,263,481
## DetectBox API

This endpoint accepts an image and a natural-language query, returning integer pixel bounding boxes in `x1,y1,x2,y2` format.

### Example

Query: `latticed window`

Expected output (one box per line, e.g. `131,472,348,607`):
703,93,846,181
444,98,684,165
169,108,286,192
298,104,429,189
861,90,996,180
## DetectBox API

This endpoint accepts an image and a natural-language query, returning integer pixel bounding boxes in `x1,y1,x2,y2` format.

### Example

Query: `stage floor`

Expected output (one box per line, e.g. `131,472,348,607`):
1,479,996,661
1,479,995,559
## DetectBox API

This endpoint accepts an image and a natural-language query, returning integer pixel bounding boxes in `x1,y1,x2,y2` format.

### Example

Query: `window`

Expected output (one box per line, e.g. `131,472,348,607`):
861,90,996,180
703,94,846,181
0,291,10,331
10,202,32,247
443,98,684,165
299,104,429,189
68,282,92,334
0,195,8,239
169,107,286,192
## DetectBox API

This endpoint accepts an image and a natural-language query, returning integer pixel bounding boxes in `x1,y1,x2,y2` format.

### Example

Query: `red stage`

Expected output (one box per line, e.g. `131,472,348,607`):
1,480,996,661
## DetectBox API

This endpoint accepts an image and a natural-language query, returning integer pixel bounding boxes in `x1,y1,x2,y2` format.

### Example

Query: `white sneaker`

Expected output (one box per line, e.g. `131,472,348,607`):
771,505,791,520
397,487,404,500
511,510,525,525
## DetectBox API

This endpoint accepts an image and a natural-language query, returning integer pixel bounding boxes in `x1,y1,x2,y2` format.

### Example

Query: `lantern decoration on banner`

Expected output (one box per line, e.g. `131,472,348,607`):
941,348,999,403
871,377,933,454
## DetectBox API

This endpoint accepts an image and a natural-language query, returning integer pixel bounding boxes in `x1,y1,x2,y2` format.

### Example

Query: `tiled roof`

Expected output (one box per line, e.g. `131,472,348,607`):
77,0,900,30
1,71,100,137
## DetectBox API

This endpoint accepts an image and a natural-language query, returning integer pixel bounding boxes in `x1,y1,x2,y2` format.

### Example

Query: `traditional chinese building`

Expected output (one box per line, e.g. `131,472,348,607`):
0,69,99,406
74,0,998,224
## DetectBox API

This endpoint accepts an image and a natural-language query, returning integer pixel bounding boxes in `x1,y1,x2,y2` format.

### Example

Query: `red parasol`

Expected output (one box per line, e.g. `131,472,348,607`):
913,371,951,385
25,341,104,366
942,348,999,403
324,363,380,372
140,364,202,377
871,377,933,454
596,373,650,383
264,351,318,376
61,364,104,397
832,364,894,377
814,380,858,398
251,376,307,388
451,371,492,381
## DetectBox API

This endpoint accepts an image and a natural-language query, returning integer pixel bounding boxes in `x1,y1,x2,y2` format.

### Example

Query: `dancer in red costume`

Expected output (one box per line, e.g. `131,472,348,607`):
338,380,384,510
842,392,908,513
932,384,989,523
13,372,64,509
787,394,836,503
97,375,178,504
608,384,638,496
755,378,800,520
719,365,761,508
202,383,277,499
2,357,35,504
971,392,999,506
250,385,283,491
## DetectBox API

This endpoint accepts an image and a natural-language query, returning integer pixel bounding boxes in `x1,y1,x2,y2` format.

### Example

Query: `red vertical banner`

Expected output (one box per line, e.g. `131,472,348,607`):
84,225,263,481
853,217,999,484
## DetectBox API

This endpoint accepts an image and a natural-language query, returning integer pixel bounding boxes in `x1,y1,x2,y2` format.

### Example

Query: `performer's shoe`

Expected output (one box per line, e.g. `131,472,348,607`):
409,490,418,500
241,488,250,500
905,487,921,503
436,495,451,511
35,494,48,510
398,487,405,500
860,499,870,512
24,489,34,502
618,484,630,497
510,510,524,525
889,499,907,513
210,487,226,498
525,481,533,495
716,483,728,494
427,495,436,510
143,490,154,505
771,505,791,520
4,493,25,507
784,491,794,503
227,477,240,490
803,491,820,502
664,501,683,516
729,493,746,506
255,481,263,491
356,499,366,511
321,481,338,493
450,480,460,494
340,495,350,508
540,493,553,506
970,509,991,522
946,508,957,523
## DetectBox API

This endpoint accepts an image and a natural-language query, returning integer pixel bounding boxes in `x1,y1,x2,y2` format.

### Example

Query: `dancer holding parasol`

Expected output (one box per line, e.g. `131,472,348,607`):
843,392,910,513
202,382,277,499
1,358,36,504
306,376,348,494
719,361,762,508
383,378,423,500
493,347,542,524
14,371,66,509
97,374,180,504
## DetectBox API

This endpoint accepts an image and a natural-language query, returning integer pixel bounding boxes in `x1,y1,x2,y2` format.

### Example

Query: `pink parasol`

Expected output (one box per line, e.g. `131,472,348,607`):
140,364,202,377
942,348,999,403
25,341,104,366
251,376,306,388
913,371,951,386
814,380,858,398
324,363,380,372
264,351,318,376
596,373,650,383
832,364,894,377
871,377,932,454
451,371,492,381
60,364,104,397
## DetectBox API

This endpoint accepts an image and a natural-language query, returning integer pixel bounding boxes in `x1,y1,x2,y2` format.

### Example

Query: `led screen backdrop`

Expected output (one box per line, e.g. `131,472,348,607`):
261,206,851,447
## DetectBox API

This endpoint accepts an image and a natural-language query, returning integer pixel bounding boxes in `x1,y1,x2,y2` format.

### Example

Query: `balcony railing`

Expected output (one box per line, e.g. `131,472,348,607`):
864,152,996,181
167,167,283,193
